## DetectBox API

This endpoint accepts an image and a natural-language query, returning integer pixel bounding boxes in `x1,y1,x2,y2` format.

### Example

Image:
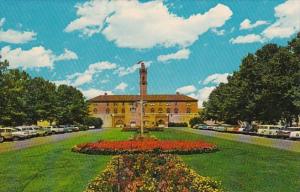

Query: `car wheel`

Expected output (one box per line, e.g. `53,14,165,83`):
13,137,19,141
0,136,4,143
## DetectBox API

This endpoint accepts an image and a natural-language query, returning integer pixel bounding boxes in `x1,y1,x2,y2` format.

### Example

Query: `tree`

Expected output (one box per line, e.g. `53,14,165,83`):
24,77,57,124
203,36,300,126
189,117,203,128
56,85,87,124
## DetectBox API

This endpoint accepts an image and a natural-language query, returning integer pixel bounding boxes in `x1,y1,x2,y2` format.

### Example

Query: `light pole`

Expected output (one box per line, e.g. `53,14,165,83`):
140,99,144,137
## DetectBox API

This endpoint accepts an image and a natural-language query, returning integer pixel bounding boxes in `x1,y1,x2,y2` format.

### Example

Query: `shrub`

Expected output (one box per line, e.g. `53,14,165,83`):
189,117,204,128
168,122,188,127
83,117,103,128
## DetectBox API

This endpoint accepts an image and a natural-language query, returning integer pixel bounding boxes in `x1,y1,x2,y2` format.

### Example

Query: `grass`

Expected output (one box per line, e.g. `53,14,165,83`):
152,129,300,192
0,128,299,192
0,129,133,192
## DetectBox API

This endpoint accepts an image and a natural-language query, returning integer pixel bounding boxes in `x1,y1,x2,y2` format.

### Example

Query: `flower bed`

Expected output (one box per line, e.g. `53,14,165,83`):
73,140,217,155
85,154,222,192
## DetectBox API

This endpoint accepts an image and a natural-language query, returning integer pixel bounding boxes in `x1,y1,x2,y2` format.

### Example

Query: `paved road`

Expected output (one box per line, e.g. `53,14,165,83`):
173,127,300,153
0,129,104,154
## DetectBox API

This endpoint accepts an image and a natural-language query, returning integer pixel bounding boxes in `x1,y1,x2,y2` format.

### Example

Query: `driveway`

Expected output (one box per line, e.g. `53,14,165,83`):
0,129,103,154
173,127,300,153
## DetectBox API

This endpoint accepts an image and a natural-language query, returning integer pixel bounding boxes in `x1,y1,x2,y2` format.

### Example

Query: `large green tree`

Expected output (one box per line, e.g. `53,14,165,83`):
204,34,300,126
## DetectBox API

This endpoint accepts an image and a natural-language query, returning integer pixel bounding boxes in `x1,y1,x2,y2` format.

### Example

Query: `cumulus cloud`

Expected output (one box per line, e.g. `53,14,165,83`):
211,28,225,36
80,88,113,99
176,85,196,95
202,73,231,85
54,49,78,61
188,86,216,107
114,61,151,76
157,49,190,62
115,82,128,91
0,46,78,69
0,18,36,44
240,19,269,30
69,61,117,86
230,34,263,44
231,1,300,44
262,0,300,39
65,1,232,49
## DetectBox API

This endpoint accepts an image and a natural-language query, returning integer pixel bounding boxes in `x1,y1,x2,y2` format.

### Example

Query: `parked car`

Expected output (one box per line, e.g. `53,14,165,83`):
214,124,233,132
89,126,96,129
47,126,65,134
12,127,30,140
197,124,209,130
257,125,282,136
69,125,80,132
15,126,38,137
0,128,14,142
33,126,52,136
288,127,300,140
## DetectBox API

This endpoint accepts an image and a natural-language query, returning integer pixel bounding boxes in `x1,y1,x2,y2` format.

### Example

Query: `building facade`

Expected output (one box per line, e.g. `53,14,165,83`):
88,62,198,128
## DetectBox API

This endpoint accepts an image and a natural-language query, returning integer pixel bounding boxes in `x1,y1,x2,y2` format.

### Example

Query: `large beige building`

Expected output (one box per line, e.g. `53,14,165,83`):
88,62,198,128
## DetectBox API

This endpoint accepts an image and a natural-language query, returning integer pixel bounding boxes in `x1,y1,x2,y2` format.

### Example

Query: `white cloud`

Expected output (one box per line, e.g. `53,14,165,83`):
189,86,216,107
230,34,263,44
231,1,300,44
211,28,225,36
0,17,36,44
65,1,232,49
203,73,231,85
54,49,78,61
80,88,113,99
115,82,128,91
69,61,117,86
240,19,269,30
157,49,190,62
114,61,151,76
176,85,196,95
0,18,5,27
262,0,300,39
0,46,78,69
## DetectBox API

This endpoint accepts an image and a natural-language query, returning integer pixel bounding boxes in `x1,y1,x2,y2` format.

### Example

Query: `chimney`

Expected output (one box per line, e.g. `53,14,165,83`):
176,92,180,95
104,92,108,95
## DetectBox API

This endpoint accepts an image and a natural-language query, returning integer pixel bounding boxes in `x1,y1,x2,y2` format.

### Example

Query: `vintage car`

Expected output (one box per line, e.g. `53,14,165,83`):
0,128,14,142
288,127,300,140
12,127,30,140
257,125,282,136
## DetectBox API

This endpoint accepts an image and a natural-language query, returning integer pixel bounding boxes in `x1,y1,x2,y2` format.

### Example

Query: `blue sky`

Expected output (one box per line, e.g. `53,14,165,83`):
0,0,299,106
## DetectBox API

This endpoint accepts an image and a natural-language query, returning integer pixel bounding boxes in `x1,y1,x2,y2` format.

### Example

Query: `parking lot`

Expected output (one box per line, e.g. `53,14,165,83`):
0,129,103,154
175,127,300,153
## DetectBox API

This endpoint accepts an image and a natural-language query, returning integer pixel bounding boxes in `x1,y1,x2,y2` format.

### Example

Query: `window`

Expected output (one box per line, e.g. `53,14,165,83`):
166,108,170,113
186,108,191,113
158,108,163,113
174,108,179,114
114,103,117,106
106,103,109,106
114,108,118,113
175,102,178,106
151,108,155,113
93,108,98,113
122,108,125,113
122,102,125,106
106,108,110,114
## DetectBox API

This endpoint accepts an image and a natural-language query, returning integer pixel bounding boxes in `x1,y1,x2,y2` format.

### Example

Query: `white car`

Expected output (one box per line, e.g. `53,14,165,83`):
257,125,282,136
288,127,300,140
15,126,38,137
12,128,30,140
47,126,65,134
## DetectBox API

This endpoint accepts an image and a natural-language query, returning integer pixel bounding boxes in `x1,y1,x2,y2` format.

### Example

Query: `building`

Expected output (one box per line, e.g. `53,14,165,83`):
88,61,198,128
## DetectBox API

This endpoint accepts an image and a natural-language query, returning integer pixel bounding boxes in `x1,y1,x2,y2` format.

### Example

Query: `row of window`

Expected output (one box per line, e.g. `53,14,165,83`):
105,102,192,106
93,108,191,114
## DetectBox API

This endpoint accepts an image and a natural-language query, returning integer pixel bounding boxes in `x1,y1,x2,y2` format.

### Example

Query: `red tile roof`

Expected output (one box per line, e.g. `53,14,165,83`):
88,94,197,102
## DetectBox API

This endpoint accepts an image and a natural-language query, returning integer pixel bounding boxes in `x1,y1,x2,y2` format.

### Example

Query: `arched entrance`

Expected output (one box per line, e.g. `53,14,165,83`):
115,119,124,128
157,119,165,126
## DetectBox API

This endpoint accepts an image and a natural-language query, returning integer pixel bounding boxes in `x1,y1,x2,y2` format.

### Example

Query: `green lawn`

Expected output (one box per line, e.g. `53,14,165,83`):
152,129,300,192
0,129,133,192
0,128,299,192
